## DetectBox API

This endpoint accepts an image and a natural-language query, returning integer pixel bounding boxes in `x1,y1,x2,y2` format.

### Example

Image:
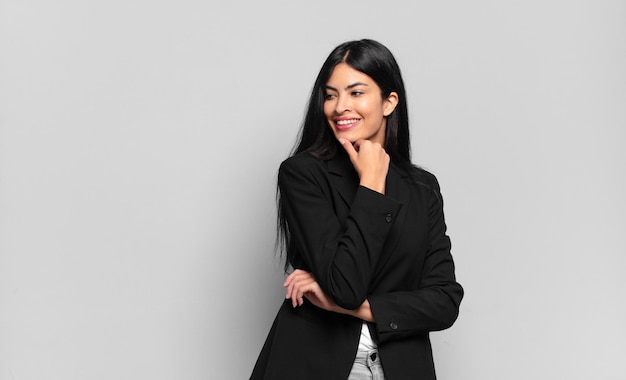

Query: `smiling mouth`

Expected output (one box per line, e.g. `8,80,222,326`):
335,118,360,130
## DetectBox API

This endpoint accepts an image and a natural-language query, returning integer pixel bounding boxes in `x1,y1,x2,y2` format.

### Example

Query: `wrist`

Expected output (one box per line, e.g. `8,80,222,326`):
338,300,375,322
357,300,375,322
359,179,386,194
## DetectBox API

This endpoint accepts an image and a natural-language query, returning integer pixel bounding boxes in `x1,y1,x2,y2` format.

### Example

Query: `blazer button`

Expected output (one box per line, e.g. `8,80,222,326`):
390,322,398,330
385,213,392,223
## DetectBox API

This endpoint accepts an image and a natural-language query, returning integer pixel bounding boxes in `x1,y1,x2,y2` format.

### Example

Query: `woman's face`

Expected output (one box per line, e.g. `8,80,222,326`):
323,63,398,145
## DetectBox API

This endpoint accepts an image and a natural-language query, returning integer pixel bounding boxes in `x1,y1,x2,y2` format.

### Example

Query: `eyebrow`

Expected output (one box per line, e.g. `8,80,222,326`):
325,82,369,91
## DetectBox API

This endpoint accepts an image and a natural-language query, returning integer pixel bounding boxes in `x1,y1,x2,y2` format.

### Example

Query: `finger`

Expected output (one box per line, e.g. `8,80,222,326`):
354,138,376,152
292,278,316,307
287,277,306,307
283,269,304,287
352,139,364,152
284,269,307,299
285,270,317,305
284,274,295,299
295,282,317,306
285,269,314,287
286,269,311,282
285,274,315,306
286,277,301,301
291,283,309,308
284,272,297,298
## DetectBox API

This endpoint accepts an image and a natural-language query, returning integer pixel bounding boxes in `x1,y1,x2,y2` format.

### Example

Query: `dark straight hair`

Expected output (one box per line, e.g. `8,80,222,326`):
278,39,414,270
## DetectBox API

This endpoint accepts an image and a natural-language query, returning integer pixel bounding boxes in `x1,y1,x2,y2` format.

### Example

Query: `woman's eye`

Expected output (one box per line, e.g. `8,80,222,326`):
324,93,336,100
352,91,363,96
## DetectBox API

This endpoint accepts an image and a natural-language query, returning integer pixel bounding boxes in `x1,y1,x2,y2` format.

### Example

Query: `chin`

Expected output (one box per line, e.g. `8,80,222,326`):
335,131,359,142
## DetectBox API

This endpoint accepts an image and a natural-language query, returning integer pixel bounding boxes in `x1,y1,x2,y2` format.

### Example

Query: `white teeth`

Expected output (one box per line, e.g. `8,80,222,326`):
336,119,359,125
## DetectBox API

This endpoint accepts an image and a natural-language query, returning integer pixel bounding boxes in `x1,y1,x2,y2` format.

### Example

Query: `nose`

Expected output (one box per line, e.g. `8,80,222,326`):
335,94,351,114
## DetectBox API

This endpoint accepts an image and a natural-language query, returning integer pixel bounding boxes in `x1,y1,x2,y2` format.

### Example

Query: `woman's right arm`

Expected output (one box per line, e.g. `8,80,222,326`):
279,144,400,310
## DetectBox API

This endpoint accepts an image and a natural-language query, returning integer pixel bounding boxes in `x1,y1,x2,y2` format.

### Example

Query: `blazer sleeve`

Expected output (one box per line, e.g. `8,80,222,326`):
368,174,464,344
279,155,403,310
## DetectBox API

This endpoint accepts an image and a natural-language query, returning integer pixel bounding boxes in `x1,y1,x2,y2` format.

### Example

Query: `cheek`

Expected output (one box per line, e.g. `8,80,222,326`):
357,98,382,117
323,102,333,118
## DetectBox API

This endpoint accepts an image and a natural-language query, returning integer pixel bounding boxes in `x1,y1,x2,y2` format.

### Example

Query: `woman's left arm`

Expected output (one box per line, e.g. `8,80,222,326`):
367,175,463,344
284,173,463,342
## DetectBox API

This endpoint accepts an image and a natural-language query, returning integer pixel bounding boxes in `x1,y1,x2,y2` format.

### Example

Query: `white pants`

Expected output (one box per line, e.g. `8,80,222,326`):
347,349,385,380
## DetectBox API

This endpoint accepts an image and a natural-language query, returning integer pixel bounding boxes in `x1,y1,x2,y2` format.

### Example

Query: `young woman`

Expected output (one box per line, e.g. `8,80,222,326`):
250,39,463,380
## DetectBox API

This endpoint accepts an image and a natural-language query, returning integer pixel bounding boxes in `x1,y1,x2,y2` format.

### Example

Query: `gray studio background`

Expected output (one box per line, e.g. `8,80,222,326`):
1,1,625,379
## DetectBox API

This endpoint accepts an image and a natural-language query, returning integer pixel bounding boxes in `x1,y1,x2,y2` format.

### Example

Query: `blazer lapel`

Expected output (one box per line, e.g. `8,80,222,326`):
326,152,359,208
327,153,411,216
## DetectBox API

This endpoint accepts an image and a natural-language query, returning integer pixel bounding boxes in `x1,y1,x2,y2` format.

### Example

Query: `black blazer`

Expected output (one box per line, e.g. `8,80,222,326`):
251,151,463,380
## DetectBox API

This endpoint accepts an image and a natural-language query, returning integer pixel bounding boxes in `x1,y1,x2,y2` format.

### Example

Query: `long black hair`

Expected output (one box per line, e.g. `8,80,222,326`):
278,39,414,270
294,39,411,163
